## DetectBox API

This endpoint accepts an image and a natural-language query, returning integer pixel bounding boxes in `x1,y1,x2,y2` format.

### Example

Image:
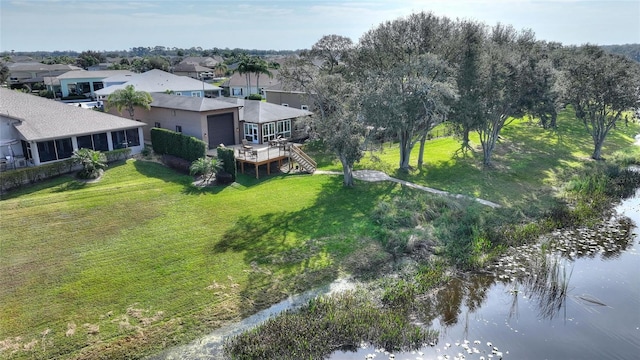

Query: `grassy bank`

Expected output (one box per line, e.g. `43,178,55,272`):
1,110,639,359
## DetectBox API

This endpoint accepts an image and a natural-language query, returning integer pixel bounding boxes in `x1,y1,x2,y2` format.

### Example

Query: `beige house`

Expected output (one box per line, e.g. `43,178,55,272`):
107,93,242,149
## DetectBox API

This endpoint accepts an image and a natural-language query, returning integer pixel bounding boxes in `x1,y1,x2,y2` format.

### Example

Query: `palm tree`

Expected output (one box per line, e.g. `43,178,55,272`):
106,85,153,119
72,148,107,179
253,58,273,97
189,157,224,183
214,62,228,77
234,55,252,97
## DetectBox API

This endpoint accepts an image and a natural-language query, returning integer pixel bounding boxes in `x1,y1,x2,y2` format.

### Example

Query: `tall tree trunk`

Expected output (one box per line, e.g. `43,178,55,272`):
417,132,427,169
591,140,603,160
399,131,412,171
339,154,354,187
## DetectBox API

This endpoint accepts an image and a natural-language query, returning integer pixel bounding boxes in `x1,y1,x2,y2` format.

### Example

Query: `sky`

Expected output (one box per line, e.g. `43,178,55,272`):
0,0,638,52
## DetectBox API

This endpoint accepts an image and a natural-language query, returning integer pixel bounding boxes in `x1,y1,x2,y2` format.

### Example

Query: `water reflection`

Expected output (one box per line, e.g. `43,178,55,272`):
332,190,639,359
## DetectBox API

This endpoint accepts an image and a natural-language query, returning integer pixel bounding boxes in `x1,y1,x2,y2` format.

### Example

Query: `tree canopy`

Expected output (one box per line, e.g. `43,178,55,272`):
106,85,153,119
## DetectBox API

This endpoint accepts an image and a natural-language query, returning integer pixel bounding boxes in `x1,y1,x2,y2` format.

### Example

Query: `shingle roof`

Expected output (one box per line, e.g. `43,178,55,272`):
173,63,213,72
95,69,222,96
149,93,241,112
217,98,312,123
57,70,134,79
7,62,81,72
0,88,144,141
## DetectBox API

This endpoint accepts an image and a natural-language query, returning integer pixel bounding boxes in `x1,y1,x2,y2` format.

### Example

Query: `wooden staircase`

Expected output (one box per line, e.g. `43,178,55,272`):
289,145,317,173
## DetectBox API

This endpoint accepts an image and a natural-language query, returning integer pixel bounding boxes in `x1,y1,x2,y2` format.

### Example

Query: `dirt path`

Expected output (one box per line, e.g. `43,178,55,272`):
315,169,501,208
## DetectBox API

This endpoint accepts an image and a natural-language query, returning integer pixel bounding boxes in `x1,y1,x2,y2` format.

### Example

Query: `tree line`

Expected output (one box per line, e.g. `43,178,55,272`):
279,12,640,186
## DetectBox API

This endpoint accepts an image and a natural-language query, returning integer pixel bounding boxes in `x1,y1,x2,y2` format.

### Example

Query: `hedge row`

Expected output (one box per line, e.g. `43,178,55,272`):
216,146,237,181
150,128,206,162
0,148,132,193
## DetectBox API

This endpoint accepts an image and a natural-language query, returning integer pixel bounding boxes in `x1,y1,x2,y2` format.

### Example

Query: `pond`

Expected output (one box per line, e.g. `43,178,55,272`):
152,188,639,360
331,188,640,360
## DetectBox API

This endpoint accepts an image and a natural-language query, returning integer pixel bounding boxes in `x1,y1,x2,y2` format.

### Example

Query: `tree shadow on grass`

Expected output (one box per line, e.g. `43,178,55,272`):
211,176,397,316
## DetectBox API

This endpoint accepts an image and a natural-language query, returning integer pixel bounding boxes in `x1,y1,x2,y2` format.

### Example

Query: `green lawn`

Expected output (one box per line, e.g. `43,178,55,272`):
1,109,638,359
0,162,397,359
313,110,640,212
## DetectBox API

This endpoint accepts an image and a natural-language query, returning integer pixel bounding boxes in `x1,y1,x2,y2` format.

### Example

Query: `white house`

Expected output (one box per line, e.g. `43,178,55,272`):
95,69,223,101
0,88,145,168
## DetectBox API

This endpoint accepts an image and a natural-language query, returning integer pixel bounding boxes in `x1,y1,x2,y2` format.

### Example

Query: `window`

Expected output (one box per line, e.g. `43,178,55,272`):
232,88,243,96
172,110,177,116
92,82,104,91
244,123,258,142
93,133,109,151
281,103,289,107
301,105,309,110
175,92,182,96
36,137,73,163
126,128,141,147
175,125,182,133
191,91,201,97
111,130,127,149
276,120,291,139
77,135,93,150
262,123,276,143
154,122,161,128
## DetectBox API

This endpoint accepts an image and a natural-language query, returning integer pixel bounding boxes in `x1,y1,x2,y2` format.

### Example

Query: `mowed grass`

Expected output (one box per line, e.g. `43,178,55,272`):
1,109,638,359
313,109,640,211
0,160,397,358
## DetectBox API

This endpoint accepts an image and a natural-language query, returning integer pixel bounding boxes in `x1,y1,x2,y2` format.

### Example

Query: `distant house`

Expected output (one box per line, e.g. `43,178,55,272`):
6,62,81,90
179,56,222,68
57,70,134,98
0,88,145,168
221,70,281,98
95,69,223,101
263,83,316,112
172,63,215,80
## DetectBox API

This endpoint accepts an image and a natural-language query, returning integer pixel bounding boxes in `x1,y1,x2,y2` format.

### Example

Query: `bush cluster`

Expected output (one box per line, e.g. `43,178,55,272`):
161,154,191,174
247,94,263,100
0,159,75,192
150,128,206,162
216,146,236,181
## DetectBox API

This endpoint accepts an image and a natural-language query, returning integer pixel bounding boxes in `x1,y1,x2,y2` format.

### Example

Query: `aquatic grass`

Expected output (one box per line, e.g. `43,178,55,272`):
223,289,437,359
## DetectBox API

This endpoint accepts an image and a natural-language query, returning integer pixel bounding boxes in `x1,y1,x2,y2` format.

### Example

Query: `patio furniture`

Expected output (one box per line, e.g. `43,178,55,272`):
242,139,253,150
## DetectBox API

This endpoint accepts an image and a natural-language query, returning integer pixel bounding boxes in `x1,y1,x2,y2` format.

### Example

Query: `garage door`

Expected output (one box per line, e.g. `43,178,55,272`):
207,113,235,148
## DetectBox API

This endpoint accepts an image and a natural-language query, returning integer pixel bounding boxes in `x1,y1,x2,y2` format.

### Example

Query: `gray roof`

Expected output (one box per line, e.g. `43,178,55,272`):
149,93,241,112
7,62,81,72
95,69,222,96
218,98,312,124
57,70,134,80
0,88,144,141
173,63,213,72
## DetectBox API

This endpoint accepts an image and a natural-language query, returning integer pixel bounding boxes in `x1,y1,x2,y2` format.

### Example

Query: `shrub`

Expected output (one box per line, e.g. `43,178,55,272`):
189,157,223,183
151,128,206,162
104,148,131,163
161,154,191,174
72,149,107,179
216,146,236,182
248,93,263,100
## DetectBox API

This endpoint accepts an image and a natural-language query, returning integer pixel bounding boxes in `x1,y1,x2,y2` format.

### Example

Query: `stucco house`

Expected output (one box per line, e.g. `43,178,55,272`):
121,93,242,149
57,70,134,98
6,62,81,90
217,98,313,144
0,88,145,169
172,63,215,80
263,83,316,112
221,70,281,98
95,69,222,101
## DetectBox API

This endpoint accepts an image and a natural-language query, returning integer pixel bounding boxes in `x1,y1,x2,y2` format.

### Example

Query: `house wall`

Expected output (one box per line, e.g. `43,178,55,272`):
121,107,240,148
0,117,25,160
60,76,107,98
264,91,314,111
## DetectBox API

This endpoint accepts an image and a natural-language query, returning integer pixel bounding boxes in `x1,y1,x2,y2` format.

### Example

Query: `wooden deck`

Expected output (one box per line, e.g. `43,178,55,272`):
208,143,293,179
